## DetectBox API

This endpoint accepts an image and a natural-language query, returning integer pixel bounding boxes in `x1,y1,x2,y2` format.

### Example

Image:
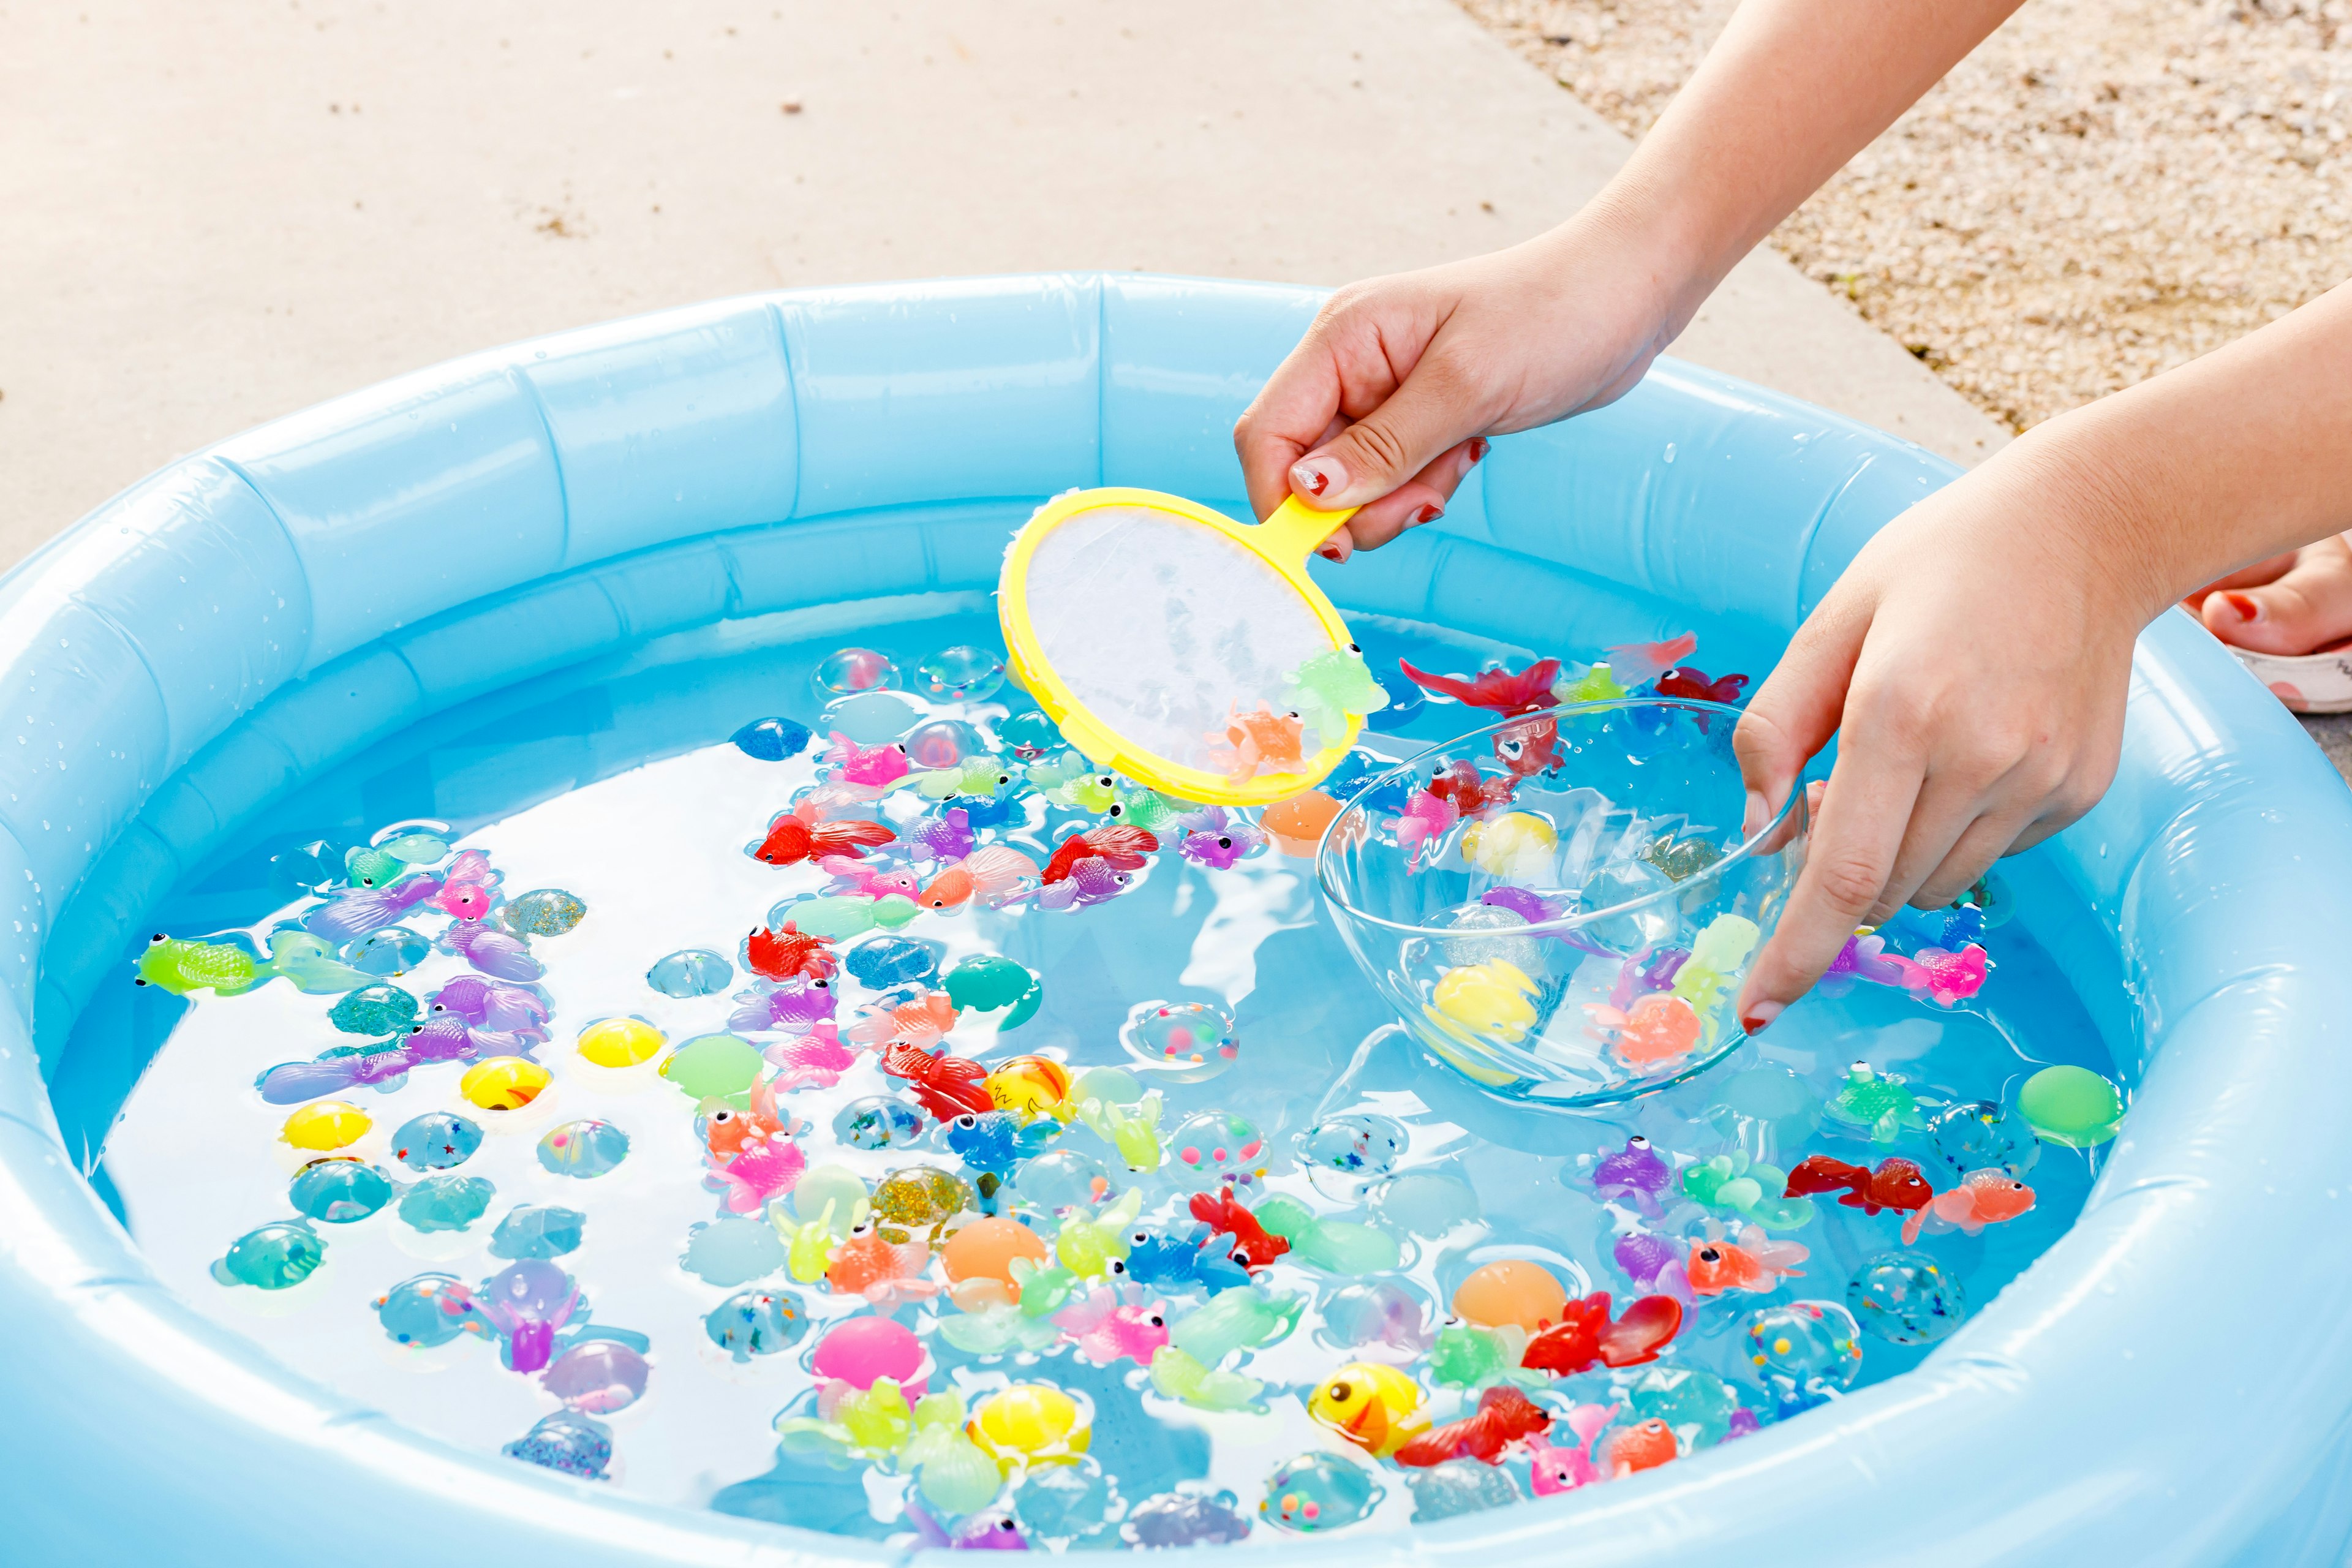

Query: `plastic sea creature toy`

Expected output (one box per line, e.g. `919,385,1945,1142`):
1205,703,1308,785
1045,767,1121,815
541,1339,649,1415
730,978,839,1036
1308,1362,1430,1458
1320,1280,1436,1357
1846,1250,1969,1345
1902,1169,2037,1245
1175,807,1267,870
1460,812,1557,878
492,1205,585,1260
826,1222,940,1306
1248,1193,1400,1274
1611,1231,1694,1304
437,916,544,982
1395,1386,1553,1469
1746,1300,1864,1411
909,1501,1029,1553
710,1138,807,1215
919,845,1042,911
460,1055,551,1110
575,1016,665,1068
902,807,978,865
943,954,1045,1029
1261,1451,1382,1533
746,921,839,982
391,1111,481,1170
1283,644,1391,747
1452,1259,1569,1333
429,849,501,922
1041,824,1158,883
1170,1284,1305,1366
1147,1344,1267,1411
1048,1187,1141,1280
1052,1287,1170,1366
538,1120,630,1179
2017,1064,2124,1148
938,1301,1063,1355
1072,1073,1165,1172
754,802,897,868
1126,1490,1251,1548
1668,913,1761,1019
1166,1110,1267,1192
1820,929,1910,994
1681,1152,1814,1229
1596,632,1698,689
1687,1222,1809,1296
1186,1186,1291,1272
1106,780,1185,833
375,1273,489,1347
462,1260,582,1373
1525,1404,1621,1496
1428,960,1539,1044
213,1221,325,1290
1427,758,1519,817
282,1099,370,1152
981,1055,1071,1124
302,873,446,946
1392,788,1460,869
1593,1135,1673,1216
1599,1416,1679,1477
503,1412,612,1480
871,1166,977,1239
1521,1292,1683,1375
400,1174,494,1233
1785,1153,1932,1221
133,929,371,997
328,984,418,1035
288,1158,393,1223
903,1392,1009,1517
1124,1232,1250,1295
1398,656,1560,716
429,974,551,1042
876,1042,989,1121
1656,665,1751,706
1887,943,1991,1006
647,948,733,998
812,1316,929,1397
967,1384,1091,1473
763,1023,856,1091
821,731,913,789
1425,1323,1510,1389
732,715,813,761
944,1215,1052,1306
1823,1061,1931,1144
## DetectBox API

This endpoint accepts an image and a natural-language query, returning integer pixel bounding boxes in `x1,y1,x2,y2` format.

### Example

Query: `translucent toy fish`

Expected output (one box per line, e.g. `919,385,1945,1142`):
1686,1221,1807,1297
826,1223,940,1306
774,1199,850,1283
304,873,447,946
1525,1403,1621,1496
917,846,1041,911
913,755,1010,803
764,1023,858,1091
1682,1152,1813,1229
1175,806,1266,870
1006,1257,1083,1319
1586,992,1702,1071
1392,789,1459,870
1074,1080,1164,1172
1204,703,1307,785
1819,930,1910,995
903,806,978,862
427,975,551,1047
902,1392,1005,1515
1036,856,1141,911
1553,662,1630,705
821,731,914,791
936,1300,1061,1356
1147,1344,1266,1411
1823,1061,1930,1144
433,916,544,983
730,978,837,1035
1054,1188,1144,1278
1123,1232,1250,1295
709,1138,808,1216
1169,1283,1304,1367
1283,645,1390,750
1046,768,1121,815
847,990,957,1050
821,858,925,902
1886,943,1991,1007
1052,1286,1170,1366
1106,780,1186,834
1669,913,1761,1023
1425,1323,1512,1388
747,921,838,982
432,850,503,922
1599,632,1698,690
779,893,921,940
1248,1193,1400,1274
134,929,377,998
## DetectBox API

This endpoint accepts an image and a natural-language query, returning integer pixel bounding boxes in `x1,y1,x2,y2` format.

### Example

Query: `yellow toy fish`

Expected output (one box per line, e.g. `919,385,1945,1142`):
1308,1362,1431,1458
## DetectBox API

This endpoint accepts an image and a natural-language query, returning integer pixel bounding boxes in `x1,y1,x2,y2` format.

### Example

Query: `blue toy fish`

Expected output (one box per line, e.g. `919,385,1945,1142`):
944,1110,1059,1212
1122,1231,1250,1294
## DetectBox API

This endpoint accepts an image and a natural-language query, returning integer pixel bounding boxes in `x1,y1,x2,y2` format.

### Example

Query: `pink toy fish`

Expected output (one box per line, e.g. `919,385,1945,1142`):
848,991,957,1050
730,979,839,1035
303,874,445,945
1888,943,1990,1006
1393,788,1459,869
709,1137,808,1215
823,731,913,790
918,846,1039,911
1051,1287,1171,1366
1601,633,1698,690
1901,1167,2037,1245
432,849,502,921
821,858,925,900
435,916,545,982
1175,806,1266,870
1525,1403,1621,1496
764,1022,858,1090
905,808,977,863
1205,703,1307,785
1686,1221,1808,1297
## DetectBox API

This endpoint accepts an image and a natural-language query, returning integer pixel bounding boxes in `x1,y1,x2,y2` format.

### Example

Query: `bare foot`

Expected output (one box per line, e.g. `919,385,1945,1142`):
2185,533,2352,655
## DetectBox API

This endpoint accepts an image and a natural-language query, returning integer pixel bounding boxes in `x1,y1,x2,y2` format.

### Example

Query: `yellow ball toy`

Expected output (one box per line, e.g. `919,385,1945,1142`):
461,1055,552,1111
1460,812,1558,878
986,1055,1071,1121
576,1017,665,1068
967,1383,1090,1472
1430,961,1540,1044
282,1100,370,1152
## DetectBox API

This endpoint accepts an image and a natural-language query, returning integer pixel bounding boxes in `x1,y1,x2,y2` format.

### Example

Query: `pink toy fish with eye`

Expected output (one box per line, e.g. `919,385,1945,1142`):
848,991,957,1050
1050,1287,1170,1366
764,1022,859,1090
822,731,913,790
1601,633,1698,690
1393,788,1459,869
1901,1167,2036,1245
432,850,502,921
917,846,1040,911
709,1137,808,1215
821,858,924,900
1176,807,1265,870
436,916,545,982
1686,1221,1808,1297
1525,1403,1621,1496
1888,943,1989,1006
730,979,839,1035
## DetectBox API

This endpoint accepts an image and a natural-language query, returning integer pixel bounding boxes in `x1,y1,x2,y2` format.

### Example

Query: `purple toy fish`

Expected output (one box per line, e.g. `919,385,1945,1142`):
469,1261,582,1374
257,1046,424,1104
908,1501,1028,1552
729,979,838,1035
304,874,445,946
407,1014,504,1063
1820,930,1913,993
907,807,977,864
1611,1231,1694,1305
1607,946,1689,1011
1034,856,1134,910
1177,807,1265,870
1593,1135,1673,1217
437,917,545,982
1482,887,1615,959
428,976,550,1049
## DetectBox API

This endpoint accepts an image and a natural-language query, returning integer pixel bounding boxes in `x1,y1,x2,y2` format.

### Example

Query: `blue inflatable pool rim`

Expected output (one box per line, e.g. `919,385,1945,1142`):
5,274,2351,1567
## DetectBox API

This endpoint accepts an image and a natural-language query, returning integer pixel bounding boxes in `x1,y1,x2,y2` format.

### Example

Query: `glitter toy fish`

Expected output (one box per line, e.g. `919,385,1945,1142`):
1187,1186,1291,1272
1887,943,1991,1006
1393,1385,1553,1468
436,916,545,982
1309,1362,1430,1458
918,846,1041,911
432,849,503,922
747,921,839,982
1392,788,1459,869
903,807,977,863
426,975,550,1044
1611,1231,1694,1305
1520,1292,1683,1376
1902,1167,2036,1245
1686,1222,1808,1297
1600,633,1698,690
826,1222,941,1305
710,1137,808,1215
1525,1403,1621,1496
821,732,913,790
1491,714,1562,778
1823,1061,1929,1144
1052,1287,1170,1366
1205,703,1308,785
1784,1154,1934,1219
1041,825,1158,886
1398,657,1561,717
881,1041,995,1121
302,874,447,946
1147,1345,1267,1411
753,803,897,867
1121,1231,1250,1294
1656,666,1751,706
1592,1135,1673,1217
1175,806,1267,870
1426,759,1517,818
731,979,839,1035
764,1023,858,1090
1283,645,1391,746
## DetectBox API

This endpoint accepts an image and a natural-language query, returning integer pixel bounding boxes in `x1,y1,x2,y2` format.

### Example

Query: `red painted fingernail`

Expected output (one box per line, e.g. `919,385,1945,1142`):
2220,591,2263,624
1468,437,1490,463
1741,1001,1784,1035
1291,456,1344,498
1317,545,1344,562
1411,503,1444,526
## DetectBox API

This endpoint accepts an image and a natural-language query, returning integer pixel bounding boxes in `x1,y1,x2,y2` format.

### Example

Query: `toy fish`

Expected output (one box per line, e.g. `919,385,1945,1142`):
1687,1222,1808,1296
1656,666,1751,706
1587,992,1703,1071
849,991,958,1050
1393,788,1459,869
1592,1135,1673,1216
919,846,1041,911
1785,1154,1934,1219
881,1041,995,1120
1399,657,1561,717
945,1111,1058,1180
904,807,977,862
731,979,839,1035
1206,703,1308,784
1429,960,1540,1044
344,837,442,891
1600,632,1698,689
747,921,839,982
1036,856,1137,910
1668,913,1760,1019
437,918,545,982
710,1138,808,1215
1902,1167,2036,1245
1121,1231,1250,1294
1553,662,1630,704
821,858,923,902
430,849,502,922
133,929,376,998
1491,714,1562,778
826,1221,940,1305
303,873,447,946
1074,1079,1164,1171
1168,1283,1304,1366
936,1300,1062,1356
257,1040,438,1103
1393,1385,1552,1468
1187,1186,1291,1272
1106,781,1186,833
1888,943,1991,1006
1045,768,1121,814
1041,825,1158,886
1600,1416,1679,1477
1147,1345,1266,1411
1681,1152,1813,1229
1308,1362,1430,1458
1054,1188,1144,1279
1425,1323,1510,1389
753,801,897,867
907,1498,1029,1553
1426,759,1518,817
913,754,1005,801
1823,1061,1929,1144
778,1199,851,1283
1175,806,1266,870
1250,1196,1401,1275
1525,1403,1621,1496
822,732,913,790
1052,1287,1170,1366
1006,1257,1082,1319
1821,930,1910,993
1520,1292,1683,1376
1612,1232,1694,1304
1283,645,1391,746
765,1023,858,1090
428,975,550,1041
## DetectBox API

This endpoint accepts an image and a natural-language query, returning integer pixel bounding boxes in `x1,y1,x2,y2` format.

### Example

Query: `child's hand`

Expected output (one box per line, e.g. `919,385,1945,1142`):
1234,208,1693,558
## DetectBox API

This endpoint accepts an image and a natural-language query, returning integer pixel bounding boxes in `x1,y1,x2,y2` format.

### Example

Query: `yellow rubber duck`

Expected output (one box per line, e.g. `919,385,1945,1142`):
1307,1361,1430,1458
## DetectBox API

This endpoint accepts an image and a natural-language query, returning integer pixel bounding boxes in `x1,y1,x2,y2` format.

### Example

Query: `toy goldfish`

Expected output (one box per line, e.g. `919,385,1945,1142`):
1245,1193,1401,1275
710,1138,808,1215
764,1023,858,1090
1687,1223,1808,1297
881,1041,993,1121
706,1075,788,1158
914,755,1009,801
782,892,921,939
1106,780,1185,833
1041,825,1158,886
1046,769,1121,814
302,873,445,946
428,975,548,1041
1393,1385,1552,1468
746,921,838,982
1599,1416,1679,1477
1283,645,1390,746
821,732,913,790
1392,788,1458,869
1187,1186,1291,1272
820,859,923,902
826,1222,940,1305
1074,1077,1164,1171
1611,1232,1694,1305
1491,714,1562,778
258,931,382,994
946,1110,1058,1183
1398,657,1561,717
1168,1283,1303,1366
919,846,1040,911
1525,1403,1621,1496
1656,666,1751,706
1588,992,1702,1071
1428,960,1540,1044
1036,856,1140,910
1007,1257,1082,1319
1553,662,1630,704
1888,943,1991,1006
1902,1167,2035,1245
1599,632,1698,689
1206,703,1307,784
753,803,897,868
430,849,502,922
1785,1154,1934,1219
1426,759,1518,817
134,929,374,998
342,832,448,890
849,991,958,1050
1592,1135,1673,1216
1309,1362,1430,1458
1175,807,1266,870
1821,930,1910,993
903,807,977,862
1520,1292,1683,1376
1147,1345,1265,1411
1054,1188,1144,1278
1681,1152,1813,1229
777,1198,854,1283
908,1501,1029,1552
436,916,545,983
1123,1232,1250,1294
1051,1287,1170,1366
730,979,839,1035
1823,1061,1929,1144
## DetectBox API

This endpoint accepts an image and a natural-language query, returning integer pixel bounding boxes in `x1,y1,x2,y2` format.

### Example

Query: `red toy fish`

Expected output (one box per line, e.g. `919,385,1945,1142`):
1492,715,1561,778
746,921,837,982
1394,1385,1554,1469
1784,1155,1935,1218
1426,760,1517,817
1187,1186,1291,1272
1398,657,1562,717
1656,666,1751,706
753,804,896,867
1520,1292,1684,1376
880,1040,995,1120
1041,825,1158,886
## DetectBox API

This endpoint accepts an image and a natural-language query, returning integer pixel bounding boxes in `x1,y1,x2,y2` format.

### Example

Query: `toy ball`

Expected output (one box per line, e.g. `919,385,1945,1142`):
812,1317,927,1393
969,1384,1090,1468
1451,1259,1570,1332
577,1016,665,1067
1847,1250,1969,1346
944,1215,1050,1289
986,1055,1072,1118
282,1100,371,1152
461,1055,552,1111
1260,1450,1381,1532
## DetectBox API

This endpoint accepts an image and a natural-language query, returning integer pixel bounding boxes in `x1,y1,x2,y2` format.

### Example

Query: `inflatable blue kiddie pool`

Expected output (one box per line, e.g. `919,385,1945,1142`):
6,274,2352,1567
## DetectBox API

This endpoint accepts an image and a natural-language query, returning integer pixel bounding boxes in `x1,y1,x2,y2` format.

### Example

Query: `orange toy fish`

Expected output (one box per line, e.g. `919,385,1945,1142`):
753,802,896,867
1588,992,1701,1070
1902,1168,2036,1245
1398,657,1561,717
1686,1223,1808,1297
705,1074,788,1159
1393,1385,1554,1469
747,921,837,982
1206,704,1306,784
919,846,1040,910
848,992,959,1050
826,1221,941,1305
1599,1417,1679,1477
1041,826,1158,886
880,1041,995,1121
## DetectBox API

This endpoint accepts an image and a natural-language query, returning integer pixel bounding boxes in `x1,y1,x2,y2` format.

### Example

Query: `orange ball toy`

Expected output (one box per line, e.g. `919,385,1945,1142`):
943,1215,1049,1297
1452,1259,1570,1332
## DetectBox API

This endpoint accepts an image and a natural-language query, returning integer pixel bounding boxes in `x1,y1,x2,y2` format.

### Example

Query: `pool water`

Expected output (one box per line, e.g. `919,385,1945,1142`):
96,595,2112,1548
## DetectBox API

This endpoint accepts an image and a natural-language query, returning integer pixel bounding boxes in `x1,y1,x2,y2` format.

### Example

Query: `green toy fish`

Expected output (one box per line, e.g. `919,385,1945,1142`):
1148,1344,1267,1411
133,929,376,997
1169,1284,1303,1367
1249,1194,1403,1274
1283,646,1390,748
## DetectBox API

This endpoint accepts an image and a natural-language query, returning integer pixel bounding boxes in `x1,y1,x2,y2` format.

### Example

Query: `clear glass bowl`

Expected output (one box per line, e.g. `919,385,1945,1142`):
1316,699,1809,1107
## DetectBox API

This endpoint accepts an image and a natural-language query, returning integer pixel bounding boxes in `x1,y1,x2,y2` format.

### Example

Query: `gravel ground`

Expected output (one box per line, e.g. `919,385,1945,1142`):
1461,0,2352,433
